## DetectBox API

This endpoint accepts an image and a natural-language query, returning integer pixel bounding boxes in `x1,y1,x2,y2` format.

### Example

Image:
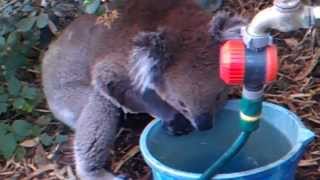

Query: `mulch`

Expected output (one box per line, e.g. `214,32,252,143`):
1,0,319,179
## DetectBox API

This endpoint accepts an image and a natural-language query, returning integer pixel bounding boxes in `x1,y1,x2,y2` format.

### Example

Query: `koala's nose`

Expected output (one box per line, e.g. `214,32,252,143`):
194,113,213,131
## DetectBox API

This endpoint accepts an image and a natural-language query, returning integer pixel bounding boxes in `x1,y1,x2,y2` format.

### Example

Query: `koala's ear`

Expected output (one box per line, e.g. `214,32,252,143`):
208,12,248,43
130,29,175,93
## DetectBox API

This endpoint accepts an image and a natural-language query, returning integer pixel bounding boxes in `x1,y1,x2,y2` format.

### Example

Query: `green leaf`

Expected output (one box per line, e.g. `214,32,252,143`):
0,123,8,137
0,36,5,48
22,101,33,112
15,146,26,161
16,17,36,32
84,0,94,5
0,103,8,114
13,98,27,110
54,135,68,144
7,76,22,96
0,93,8,113
21,4,34,12
6,32,19,47
40,133,53,146
0,133,17,159
2,5,13,17
95,5,106,16
30,11,38,17
0,19,15,35
21,86,38,100
36,13,49,29
12,120,32,140
0,94,8,102
84,0,101,14
25,29,40,42
0,86,5,93
4,53,27,76
30,125,42,137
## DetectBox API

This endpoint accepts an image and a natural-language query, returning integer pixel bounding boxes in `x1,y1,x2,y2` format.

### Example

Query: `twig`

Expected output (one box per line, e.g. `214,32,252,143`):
35,109,51,113
22,164,56,180
112,145,140,173
294,48,320,81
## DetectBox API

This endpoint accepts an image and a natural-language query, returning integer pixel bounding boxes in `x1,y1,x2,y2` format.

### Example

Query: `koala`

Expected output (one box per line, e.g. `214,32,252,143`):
41,0,247,179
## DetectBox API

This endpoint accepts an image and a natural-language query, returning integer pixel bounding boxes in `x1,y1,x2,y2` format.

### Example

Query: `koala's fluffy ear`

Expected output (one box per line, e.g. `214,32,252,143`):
130,29,174,93
209,12,248,43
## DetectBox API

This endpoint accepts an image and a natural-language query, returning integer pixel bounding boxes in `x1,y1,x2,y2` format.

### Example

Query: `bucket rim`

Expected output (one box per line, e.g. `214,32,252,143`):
139,100,315,179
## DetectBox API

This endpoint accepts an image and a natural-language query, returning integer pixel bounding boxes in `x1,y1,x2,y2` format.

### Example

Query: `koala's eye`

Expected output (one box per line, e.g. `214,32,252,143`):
178,101,186,108
177,100,189,114
182,109,189,114
107,81,114,92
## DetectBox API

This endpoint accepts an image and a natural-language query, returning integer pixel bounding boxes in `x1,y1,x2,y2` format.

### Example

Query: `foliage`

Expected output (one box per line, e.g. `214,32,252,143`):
0,118,67,160
0,0,114,162
0,0,45,114
83,0,102,14
82,0,124,15
0,0,67,160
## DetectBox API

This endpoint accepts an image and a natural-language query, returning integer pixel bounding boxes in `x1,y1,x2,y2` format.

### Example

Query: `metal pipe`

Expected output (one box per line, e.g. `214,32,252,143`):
313,6,320,26
247,4,314,36
273,0,301,9
242,0,320,49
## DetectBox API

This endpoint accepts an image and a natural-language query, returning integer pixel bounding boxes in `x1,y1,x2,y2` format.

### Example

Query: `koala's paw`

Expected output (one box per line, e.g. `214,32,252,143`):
163,114,194,136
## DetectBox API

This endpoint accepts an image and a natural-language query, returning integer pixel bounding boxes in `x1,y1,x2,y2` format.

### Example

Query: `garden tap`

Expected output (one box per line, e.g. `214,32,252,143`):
201,39,279,179
201,1,319,178
242,0,320,50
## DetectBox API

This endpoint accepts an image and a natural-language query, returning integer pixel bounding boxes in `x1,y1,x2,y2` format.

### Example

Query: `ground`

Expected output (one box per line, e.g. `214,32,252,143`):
0,0,320,179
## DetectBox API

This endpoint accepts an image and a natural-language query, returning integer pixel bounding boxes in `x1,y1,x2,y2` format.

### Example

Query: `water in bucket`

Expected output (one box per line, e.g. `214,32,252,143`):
148,109,291,174
140,101,315,179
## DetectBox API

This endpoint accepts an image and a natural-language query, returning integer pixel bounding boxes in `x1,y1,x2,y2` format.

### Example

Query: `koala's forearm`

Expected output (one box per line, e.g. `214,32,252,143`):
93,59,182,121
74,90,121,179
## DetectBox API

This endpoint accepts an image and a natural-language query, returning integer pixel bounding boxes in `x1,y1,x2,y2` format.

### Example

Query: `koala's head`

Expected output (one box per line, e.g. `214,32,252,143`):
130,12,247,130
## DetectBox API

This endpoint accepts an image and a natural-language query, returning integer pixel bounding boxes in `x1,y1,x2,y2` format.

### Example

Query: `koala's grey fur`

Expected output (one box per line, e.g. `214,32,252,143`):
42,0,247,179
130,30,172,92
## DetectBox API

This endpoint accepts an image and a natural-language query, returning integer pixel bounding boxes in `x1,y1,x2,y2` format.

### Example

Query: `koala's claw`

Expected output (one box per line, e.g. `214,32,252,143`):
163,115,194,136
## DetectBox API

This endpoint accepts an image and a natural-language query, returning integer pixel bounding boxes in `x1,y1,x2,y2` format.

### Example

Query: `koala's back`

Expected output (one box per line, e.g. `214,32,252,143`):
42,15,90,126
42,0,213,127
42,10,144,126
42,15,117,126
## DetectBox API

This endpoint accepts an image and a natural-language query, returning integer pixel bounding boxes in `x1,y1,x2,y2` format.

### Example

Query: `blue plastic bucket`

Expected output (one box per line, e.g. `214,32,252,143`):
139,100,315,180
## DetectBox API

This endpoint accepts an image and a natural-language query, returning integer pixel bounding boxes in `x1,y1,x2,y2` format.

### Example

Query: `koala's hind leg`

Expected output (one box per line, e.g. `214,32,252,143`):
74,90,121,180
44,83,92,129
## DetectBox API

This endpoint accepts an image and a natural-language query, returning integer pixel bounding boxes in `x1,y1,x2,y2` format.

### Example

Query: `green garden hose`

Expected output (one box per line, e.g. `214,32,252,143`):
200,131,251,179
200,92,263,180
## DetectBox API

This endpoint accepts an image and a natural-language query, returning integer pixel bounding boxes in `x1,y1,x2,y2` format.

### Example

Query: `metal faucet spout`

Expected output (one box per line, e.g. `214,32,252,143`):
242,0,319,49
247,5,314,36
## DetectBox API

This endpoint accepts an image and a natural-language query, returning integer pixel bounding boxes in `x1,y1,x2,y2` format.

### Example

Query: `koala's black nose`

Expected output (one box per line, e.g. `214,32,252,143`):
194,113,213,131
163,113,194,136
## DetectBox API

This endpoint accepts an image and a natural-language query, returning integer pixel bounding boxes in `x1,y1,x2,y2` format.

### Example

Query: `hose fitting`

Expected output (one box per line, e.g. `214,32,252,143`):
204,39,279,180
220,40,278,132
220,40,278,86
240,88,263,132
